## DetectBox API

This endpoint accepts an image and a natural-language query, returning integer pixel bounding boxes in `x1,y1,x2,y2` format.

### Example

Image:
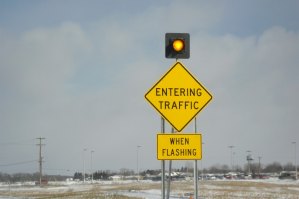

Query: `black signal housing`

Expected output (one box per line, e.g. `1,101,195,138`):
165,33,190,59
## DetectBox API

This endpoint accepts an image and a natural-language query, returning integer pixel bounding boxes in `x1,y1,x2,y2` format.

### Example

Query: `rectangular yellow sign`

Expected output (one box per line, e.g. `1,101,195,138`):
157,134,202,160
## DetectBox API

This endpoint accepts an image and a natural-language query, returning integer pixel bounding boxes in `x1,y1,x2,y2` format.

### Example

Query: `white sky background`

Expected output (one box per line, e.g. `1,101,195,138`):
0,0,298,174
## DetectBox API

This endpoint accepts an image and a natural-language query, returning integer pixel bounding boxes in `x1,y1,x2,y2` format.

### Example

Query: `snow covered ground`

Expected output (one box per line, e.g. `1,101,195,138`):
0,178,298,199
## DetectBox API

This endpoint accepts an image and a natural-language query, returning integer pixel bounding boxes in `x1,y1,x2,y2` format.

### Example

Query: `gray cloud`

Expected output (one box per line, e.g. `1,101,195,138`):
0,1,298,174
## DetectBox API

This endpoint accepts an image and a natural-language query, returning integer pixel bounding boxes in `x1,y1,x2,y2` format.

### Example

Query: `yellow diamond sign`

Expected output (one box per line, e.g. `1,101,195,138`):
145,62,212,132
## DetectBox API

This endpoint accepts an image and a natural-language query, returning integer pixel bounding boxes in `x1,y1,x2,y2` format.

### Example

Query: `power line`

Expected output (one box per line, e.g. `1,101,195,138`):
0,138,36,143
0,140,36,147
0,160,37,167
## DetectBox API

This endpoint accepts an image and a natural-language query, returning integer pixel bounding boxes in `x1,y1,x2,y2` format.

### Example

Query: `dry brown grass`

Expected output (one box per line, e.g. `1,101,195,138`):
196,180,299,199
0,184,142,199
0,180,298,199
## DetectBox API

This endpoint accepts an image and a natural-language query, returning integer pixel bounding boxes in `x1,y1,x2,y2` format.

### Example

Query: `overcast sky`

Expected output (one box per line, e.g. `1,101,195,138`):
0,0,298,175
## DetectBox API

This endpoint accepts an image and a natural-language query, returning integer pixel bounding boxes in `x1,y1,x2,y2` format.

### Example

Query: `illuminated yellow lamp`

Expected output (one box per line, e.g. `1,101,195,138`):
172,39,184,52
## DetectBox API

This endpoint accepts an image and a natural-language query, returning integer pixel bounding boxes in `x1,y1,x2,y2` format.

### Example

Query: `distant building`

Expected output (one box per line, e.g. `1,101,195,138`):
279,171,297,180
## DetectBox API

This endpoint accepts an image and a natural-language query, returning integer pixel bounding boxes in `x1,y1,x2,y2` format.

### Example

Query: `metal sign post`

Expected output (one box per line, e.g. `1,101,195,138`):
194,117,198,199
161,117,166,199
166,127,174,199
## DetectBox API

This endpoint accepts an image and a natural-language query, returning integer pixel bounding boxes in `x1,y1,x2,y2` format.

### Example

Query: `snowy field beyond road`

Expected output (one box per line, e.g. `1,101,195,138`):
0,179,299,199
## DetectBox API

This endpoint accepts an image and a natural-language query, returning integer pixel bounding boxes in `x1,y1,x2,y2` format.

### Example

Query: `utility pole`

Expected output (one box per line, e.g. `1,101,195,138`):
90,150,94,183
246,150,253,177
258,156,262,177
36,137,45,186
292,142,297,180
83,148,87,183
136,146,142,181
228,146,234,171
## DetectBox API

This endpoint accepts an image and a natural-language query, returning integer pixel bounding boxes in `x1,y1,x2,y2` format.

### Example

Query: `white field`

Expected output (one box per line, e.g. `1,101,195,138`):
0,178,299,199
